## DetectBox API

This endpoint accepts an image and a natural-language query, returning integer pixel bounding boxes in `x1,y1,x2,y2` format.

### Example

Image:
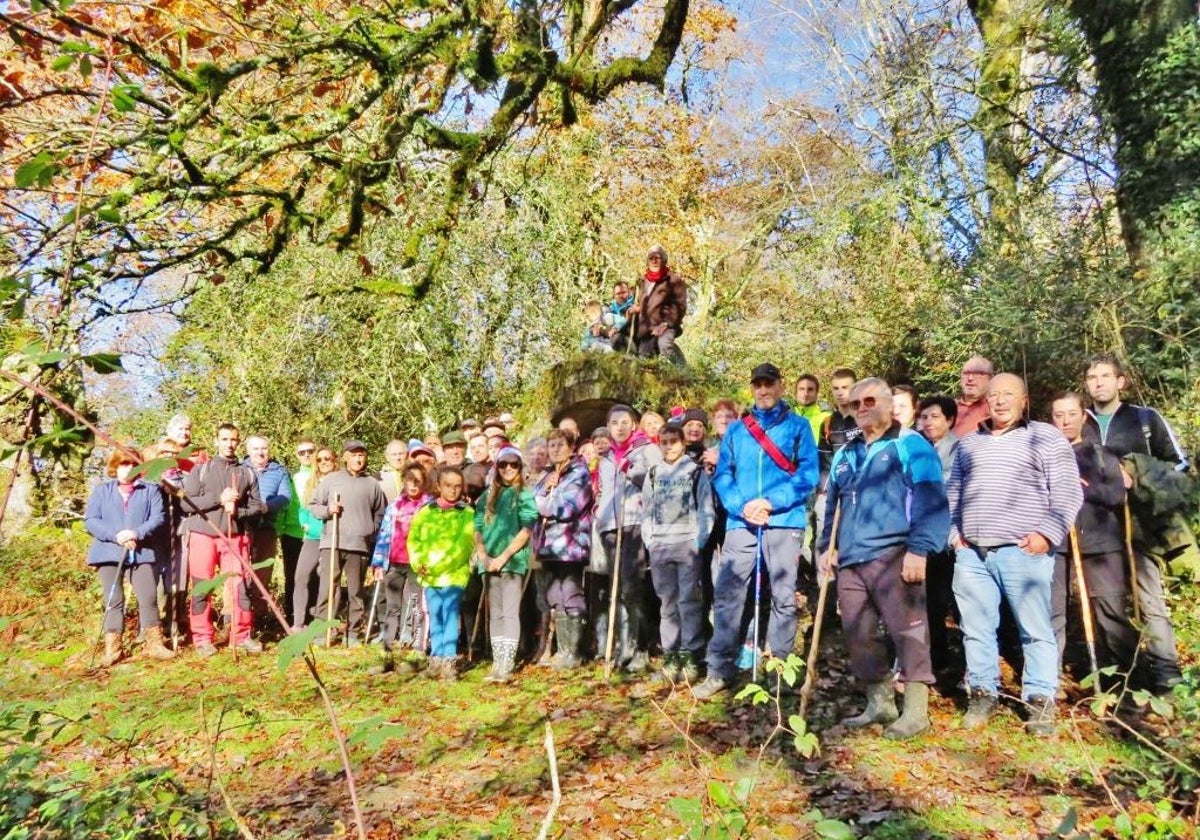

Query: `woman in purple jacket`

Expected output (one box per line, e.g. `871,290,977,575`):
84,449,172,666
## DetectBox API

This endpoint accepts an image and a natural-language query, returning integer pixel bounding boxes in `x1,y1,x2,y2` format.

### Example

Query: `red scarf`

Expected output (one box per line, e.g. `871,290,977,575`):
644,268,664,282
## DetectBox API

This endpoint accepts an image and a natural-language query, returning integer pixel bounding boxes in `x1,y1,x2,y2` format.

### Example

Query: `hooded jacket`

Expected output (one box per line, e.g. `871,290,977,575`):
642,456,715,550
595,429,663,533
714,399,819,532
242,457,292,530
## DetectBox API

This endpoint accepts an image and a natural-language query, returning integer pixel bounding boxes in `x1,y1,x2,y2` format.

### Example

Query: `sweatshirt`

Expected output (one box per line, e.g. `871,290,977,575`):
309,469,388,554
474,486,538,575
407,500,475,589
181,456,266,536
642,456,715,550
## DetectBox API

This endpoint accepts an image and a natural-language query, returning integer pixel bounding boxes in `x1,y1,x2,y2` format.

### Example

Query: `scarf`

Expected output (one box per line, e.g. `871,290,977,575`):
609,428,650,470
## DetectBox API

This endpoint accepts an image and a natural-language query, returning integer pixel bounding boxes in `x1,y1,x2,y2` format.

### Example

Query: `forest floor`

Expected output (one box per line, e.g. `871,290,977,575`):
1,525,1197,839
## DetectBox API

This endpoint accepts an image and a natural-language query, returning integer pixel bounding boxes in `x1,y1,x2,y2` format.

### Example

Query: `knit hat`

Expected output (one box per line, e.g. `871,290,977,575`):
682,408,709,426
495,445,523,465
647,244,668,265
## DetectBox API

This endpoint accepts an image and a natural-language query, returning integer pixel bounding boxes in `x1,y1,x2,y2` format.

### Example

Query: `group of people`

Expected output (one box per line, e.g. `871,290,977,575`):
84,352,1191,739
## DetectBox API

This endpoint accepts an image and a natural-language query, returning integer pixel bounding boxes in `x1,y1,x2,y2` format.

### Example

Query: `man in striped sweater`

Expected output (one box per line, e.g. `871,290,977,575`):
947,373,1083,736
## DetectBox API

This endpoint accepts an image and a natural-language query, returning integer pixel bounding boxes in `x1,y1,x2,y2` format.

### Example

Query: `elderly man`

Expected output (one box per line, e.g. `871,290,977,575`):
243,435,293,627
952,356,995,437
693,363,819,699
379,439,408,504
948,373,1082,735
817,379,949,739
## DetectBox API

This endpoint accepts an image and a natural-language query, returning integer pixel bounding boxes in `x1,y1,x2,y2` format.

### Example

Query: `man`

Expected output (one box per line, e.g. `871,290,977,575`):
182,423,268,657
441,431,468,467
463,432,492,504
812,368,859,570
1082,354,1187,691
952,356,995,437
947,373,1082,735
693,363,819,699
243,435,293,627
379,439,408,504
817,378,949,739
277,439,316,626
1050,392,1140,684
461,418,481,439
525,436,550,485
309,440,388,646
629,245,686,364
794,374,831,444
595,404,663,672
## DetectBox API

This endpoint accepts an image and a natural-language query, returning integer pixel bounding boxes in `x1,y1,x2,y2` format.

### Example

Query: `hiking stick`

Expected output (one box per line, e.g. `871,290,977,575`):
326,492,340,648
364,575,383,645
752,526,764,684
229,474,239,660
469,574,488,662
167,502,180,651
1069,526,1100,694
603,470,626,679
800,501,840,720
92,547,132,666
1122,501,1141,625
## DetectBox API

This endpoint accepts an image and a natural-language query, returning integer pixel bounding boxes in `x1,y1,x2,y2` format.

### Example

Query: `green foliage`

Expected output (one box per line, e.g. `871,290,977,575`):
669,777,756,839
734,655,820,758
0,704,238,839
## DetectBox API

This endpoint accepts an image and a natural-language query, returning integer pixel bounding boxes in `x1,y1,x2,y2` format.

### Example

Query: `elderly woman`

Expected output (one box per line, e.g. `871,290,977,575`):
85,448,171,666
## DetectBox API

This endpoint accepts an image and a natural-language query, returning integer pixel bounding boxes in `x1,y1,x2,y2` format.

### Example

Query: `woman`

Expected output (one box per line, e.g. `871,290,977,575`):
84,448,171,665
475,446,538,682
291,446,337,630
370,463,431,673
639,410,665,444
533,429,594,669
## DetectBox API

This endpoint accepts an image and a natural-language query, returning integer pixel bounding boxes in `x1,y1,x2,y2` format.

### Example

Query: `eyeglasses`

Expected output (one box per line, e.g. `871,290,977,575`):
962,370,992,378
848,396,877,410
316,455,335,462
297,448,315,456
497,462,521,470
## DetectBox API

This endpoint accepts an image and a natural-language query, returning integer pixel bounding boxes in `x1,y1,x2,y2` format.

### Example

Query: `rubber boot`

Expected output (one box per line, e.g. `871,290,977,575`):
884,682,929,740
551,613,582,670
143,626,177,661
101,631,124,667
485,639,517,683
842,681,899,728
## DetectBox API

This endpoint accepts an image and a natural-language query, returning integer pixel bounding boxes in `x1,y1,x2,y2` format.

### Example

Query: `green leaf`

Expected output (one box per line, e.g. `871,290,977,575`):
52,54,76,72
111,84,140,113
814,818,856,840
274,619,338,673
788,714,807,734
96,205,121,223
14,152,59,189
707,780,735,811
669,797,704,829
79,56,93,80
347,714,408,751
25,349,67,366
1053,806,1078,836
732,776,754,803
60,40,94,53
191,574,233,599
81,352,123,373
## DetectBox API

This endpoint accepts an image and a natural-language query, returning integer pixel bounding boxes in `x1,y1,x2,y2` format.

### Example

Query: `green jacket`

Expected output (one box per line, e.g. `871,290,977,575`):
474,486,538,576
1123,452,1199,577
407,500,475,589
278,467,313,539
796,403,831,449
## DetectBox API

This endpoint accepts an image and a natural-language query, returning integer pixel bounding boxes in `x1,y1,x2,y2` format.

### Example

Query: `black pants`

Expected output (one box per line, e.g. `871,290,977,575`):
1052,550,1140,678
314,549,368,637
279,534,304,626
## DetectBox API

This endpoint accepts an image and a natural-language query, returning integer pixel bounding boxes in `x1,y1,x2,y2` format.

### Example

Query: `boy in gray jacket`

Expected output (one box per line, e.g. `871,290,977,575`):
643,422,715,682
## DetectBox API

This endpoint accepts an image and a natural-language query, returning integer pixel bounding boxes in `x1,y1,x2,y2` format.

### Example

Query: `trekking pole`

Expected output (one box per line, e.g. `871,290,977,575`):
1122,500,1141,625
92,547,132,666
1069,526,1100,694
799,502,840,720
752,525,764,684
364,573,384,646
326,492,341,648
469,571,488,663
229,474,239,661
603,470,626,680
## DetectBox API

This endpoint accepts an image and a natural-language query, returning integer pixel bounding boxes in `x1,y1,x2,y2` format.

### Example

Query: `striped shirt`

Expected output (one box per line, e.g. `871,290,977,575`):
947,420,1083,548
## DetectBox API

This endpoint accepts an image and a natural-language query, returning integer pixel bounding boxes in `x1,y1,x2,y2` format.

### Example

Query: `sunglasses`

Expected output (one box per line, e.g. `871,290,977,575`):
297,448,315,456
316,455,335,462
497,461,521,470
848,396,878,410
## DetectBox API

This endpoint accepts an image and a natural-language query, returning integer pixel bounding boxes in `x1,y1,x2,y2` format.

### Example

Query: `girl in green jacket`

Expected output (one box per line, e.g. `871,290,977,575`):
475,445,539,683
407,466,475,679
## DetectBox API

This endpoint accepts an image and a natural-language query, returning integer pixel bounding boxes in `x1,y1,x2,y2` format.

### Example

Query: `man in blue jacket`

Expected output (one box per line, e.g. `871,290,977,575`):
817,378,950,739
244,435,293,627
693,363,819,699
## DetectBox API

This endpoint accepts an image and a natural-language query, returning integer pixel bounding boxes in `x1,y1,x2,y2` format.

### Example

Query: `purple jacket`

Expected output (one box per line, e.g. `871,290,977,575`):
84,479,165,566
533,457,594,564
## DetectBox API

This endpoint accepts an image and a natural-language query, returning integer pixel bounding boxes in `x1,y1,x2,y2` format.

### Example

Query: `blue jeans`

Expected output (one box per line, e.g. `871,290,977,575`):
953,545,1058,699
426,585,463,658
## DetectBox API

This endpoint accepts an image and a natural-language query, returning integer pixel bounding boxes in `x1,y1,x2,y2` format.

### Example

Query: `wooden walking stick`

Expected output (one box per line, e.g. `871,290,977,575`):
228,473,239,660
469,575,488,663
603,470,627,680
326,492,341,648
799,502,841,720
1069,525,1100,694
1122,500,1141,625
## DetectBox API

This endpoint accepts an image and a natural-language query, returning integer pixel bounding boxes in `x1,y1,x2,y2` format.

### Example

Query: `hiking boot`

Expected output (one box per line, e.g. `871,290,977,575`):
440,656,460,682
650,653,681,685
143,626,177,661
367,657,395,676
962,689,998,730
884,682,930,740
843,681,899,729
625,649,651,675
100,631,124,667
1025,695,1056,737
195,641,218,659
234,637,264,654
692,675,731,700
678,653,701,685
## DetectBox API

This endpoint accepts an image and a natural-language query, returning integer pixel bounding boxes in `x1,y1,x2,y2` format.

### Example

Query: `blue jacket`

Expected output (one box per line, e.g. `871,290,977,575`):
714,400,819,532
242,458,293,528
816,425,949,566
84,479,166,566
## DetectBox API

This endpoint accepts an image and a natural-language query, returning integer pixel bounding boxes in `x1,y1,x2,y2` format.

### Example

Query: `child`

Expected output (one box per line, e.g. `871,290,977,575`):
407,466,475,680
643,421,714,683
369,463,432,674
474,445,538,683
581,300,623,352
